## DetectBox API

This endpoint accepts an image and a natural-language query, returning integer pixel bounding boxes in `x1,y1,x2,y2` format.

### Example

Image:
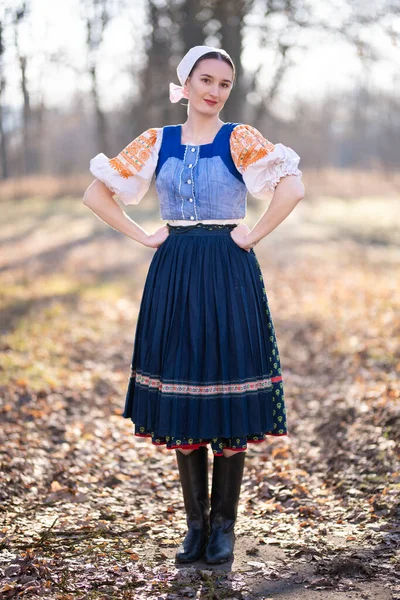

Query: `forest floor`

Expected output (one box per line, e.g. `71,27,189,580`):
0,192,399,599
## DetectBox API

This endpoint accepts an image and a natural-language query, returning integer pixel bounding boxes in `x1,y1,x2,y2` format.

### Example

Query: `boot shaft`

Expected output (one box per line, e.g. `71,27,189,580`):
175,447,210,563
209,452,246,527
175,447,210,526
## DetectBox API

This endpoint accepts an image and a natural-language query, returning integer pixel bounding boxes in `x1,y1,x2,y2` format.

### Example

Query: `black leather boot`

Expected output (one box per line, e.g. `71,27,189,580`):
204,451,246,564
175,446,210,563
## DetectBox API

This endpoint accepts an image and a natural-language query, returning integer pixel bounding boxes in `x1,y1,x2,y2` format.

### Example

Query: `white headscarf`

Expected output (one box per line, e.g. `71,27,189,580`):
169,45,233,103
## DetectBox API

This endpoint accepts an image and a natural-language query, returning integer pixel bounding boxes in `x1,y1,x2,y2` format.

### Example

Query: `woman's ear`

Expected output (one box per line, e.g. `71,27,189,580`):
182,79,190,99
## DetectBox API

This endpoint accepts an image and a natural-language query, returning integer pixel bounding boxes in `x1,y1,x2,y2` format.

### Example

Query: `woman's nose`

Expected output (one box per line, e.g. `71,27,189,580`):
209,86,219,98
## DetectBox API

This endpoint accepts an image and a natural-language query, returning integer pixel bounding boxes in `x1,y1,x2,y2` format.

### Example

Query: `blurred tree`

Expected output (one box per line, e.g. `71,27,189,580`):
1,0,400,178
133,0,182,130
0,18,7,179
81,0,112,154
213,0,252,122
12,2,39,175
1,1,38,178
180,0,207,49
135,0,253,127
248,0,400,132
81,0,131,154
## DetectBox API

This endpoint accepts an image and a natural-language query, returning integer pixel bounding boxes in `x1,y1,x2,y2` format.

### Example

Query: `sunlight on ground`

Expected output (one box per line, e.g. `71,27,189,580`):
1,193,399,392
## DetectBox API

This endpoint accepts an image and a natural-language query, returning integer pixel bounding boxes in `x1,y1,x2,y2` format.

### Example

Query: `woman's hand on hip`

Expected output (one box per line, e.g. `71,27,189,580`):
230,223,257,252
143,225,170,248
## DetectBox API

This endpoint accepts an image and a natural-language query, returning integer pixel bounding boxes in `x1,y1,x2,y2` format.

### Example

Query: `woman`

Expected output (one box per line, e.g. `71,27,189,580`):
83,45,304,565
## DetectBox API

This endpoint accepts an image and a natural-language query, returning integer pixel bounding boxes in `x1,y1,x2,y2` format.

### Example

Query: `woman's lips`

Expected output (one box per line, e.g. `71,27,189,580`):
204,99,217,105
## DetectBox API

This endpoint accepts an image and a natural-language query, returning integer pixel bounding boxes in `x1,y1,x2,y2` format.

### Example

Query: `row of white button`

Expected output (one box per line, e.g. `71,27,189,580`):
187,147,197,219
187,159,195,213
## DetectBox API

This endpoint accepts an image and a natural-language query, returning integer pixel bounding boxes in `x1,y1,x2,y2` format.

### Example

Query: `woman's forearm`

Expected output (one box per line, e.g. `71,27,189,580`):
246,175,305,246
82,179,149,245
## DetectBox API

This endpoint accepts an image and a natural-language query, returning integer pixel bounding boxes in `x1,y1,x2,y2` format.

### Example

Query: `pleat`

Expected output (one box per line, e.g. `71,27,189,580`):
123,224,287,440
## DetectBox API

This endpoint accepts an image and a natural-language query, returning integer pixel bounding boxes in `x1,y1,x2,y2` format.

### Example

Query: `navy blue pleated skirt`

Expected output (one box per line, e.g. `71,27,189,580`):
122,223,287,456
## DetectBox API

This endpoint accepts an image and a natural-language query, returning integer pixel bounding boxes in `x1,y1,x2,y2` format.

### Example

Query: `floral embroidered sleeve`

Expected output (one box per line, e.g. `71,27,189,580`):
89,128,163,205
230,124,302,201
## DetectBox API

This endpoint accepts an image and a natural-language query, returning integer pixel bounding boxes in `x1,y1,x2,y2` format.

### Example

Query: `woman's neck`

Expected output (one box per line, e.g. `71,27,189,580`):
181,114,225,145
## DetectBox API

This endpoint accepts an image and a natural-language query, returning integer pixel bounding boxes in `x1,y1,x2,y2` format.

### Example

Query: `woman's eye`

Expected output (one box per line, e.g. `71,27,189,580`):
201,79,229,88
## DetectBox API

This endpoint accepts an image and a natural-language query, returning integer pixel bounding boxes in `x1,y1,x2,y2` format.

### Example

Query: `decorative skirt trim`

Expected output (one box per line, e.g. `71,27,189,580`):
133,429,287,456
130,367,282,396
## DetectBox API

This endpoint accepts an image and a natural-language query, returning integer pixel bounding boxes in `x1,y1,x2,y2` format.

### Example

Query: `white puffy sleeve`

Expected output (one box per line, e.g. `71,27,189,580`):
89,127,163,205
230,124,302,201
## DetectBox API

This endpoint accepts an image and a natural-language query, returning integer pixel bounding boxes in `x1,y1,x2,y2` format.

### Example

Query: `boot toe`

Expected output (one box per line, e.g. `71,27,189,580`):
175,528,209,563
204,528,235,564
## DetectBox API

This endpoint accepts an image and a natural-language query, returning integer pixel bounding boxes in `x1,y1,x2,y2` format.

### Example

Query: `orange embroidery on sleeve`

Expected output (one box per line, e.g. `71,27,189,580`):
109,128,159,179
230,124,275,172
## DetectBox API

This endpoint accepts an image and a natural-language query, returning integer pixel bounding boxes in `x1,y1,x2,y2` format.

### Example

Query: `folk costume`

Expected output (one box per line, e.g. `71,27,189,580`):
89,45,302,564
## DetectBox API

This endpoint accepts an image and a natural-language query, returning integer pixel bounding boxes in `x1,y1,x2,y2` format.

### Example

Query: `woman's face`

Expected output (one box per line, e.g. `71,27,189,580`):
184,58,234,114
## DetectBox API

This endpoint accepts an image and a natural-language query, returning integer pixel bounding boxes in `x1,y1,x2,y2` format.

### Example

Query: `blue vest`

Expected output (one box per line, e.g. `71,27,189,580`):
155,122,247,221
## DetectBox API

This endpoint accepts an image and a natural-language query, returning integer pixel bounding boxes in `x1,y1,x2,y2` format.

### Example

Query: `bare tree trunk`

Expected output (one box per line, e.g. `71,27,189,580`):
13,2,37,174
134,0,178,131
81,0,112,154
0,94,7,179
214,0,252,123
89,65,108,154
0,20,8,179
18,53,35,173
180,0,205,50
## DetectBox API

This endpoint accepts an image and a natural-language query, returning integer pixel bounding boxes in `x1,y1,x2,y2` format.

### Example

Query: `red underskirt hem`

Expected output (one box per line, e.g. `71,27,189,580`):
133,432,288,449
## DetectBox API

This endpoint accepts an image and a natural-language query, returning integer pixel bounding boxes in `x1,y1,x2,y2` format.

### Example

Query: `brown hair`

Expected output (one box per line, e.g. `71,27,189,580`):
186,51,236,86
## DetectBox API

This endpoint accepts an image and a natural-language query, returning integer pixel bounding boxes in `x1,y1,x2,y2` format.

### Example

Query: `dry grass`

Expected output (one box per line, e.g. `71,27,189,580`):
0,174,92,201
303,167,400,199
1,168,400,201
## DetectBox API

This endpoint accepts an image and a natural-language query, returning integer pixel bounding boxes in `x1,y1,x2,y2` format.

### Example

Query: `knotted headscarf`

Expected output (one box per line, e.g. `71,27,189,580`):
169,45,233,103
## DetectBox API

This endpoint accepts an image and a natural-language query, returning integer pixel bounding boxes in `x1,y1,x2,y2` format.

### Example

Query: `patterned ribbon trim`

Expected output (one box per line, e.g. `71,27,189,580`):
130,368,282,396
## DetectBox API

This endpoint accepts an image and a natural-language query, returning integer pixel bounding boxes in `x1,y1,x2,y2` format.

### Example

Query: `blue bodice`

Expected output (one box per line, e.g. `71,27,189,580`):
155,123,247,221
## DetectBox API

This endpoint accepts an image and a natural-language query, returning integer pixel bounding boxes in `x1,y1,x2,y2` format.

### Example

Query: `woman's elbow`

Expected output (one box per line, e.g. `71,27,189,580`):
82,179,106,206
286,175,305,202
82,190,91,206
82,180,96,205
278,174,305,202
295,179,305,202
